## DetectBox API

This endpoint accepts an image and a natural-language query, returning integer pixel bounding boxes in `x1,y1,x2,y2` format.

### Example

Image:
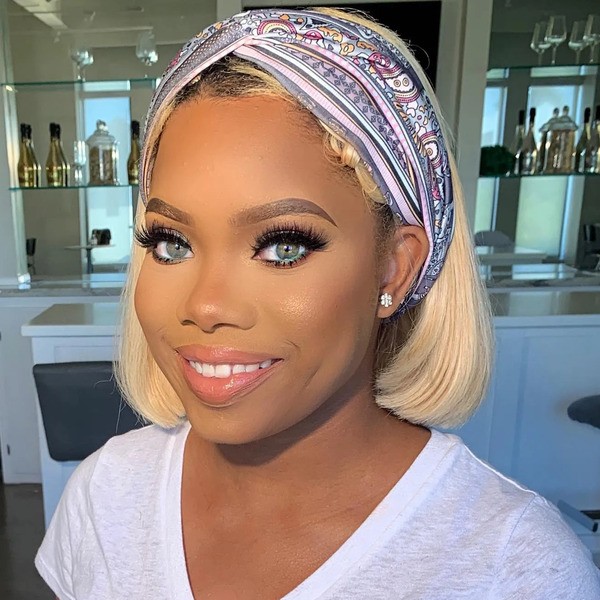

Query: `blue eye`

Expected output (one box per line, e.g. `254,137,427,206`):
135,225,193,264
154,239,193,262
258,241,307,265
252,224,329,268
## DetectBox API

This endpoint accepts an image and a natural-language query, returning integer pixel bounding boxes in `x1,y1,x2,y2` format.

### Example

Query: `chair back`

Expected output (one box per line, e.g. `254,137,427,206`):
33,361,144,462
567,395,600,430
474,230,513,247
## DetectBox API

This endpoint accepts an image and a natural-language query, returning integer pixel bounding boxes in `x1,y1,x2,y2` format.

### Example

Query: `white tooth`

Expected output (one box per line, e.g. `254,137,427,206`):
245,363,260,373
191,361,202,374
202,363,215,377
215,364,232,379
232,364,246,375
260,360,272,369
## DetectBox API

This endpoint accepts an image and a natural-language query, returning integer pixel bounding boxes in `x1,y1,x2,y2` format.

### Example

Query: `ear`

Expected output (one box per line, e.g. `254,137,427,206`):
377,225,429,318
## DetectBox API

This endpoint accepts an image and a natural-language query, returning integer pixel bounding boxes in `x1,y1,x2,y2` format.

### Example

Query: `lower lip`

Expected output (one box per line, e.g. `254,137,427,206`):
179,356,280,407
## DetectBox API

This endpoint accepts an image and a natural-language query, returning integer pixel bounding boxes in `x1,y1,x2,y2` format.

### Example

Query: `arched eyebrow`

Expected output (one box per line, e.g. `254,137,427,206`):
145,197,337,228
145,197,193,226
230,198,337,227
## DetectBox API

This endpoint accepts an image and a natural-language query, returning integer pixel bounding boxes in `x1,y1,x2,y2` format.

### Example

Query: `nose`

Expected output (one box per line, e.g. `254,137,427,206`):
176,259,257,334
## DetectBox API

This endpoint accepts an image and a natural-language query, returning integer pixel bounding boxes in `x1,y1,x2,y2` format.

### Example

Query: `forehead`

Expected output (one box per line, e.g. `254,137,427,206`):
149,96,367,221
154,96,323,173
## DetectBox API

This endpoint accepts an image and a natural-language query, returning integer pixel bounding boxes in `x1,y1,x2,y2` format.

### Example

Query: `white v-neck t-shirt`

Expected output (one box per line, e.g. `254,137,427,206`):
35,422,600,599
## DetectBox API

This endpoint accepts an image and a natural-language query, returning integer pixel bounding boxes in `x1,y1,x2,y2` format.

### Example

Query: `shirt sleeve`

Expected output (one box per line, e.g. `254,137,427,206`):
34,451,101,600
490,495,600,599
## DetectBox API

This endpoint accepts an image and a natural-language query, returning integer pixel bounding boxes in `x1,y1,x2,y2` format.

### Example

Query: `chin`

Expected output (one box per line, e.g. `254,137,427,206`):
187,412,288,447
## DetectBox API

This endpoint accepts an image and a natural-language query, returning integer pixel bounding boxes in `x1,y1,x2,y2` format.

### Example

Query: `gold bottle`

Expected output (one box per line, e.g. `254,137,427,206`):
46,123,68,187
26,125,42,187
127,120,141,185
56,123,70,186
17,123,36,188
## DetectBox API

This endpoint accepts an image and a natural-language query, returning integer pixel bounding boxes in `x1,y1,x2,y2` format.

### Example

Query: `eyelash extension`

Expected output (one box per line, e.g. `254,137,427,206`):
251,221,330,268
134,222,192,263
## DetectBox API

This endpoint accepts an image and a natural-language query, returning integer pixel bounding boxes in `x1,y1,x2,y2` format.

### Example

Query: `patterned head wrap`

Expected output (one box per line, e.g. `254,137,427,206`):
139,9,454,313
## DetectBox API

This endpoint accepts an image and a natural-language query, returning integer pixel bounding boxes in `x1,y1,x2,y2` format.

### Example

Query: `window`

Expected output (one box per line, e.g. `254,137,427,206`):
474,84,506,233
515,84,580,256
80,85,135,269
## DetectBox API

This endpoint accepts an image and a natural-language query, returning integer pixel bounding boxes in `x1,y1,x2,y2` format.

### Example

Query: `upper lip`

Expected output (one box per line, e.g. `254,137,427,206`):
177,345,280,365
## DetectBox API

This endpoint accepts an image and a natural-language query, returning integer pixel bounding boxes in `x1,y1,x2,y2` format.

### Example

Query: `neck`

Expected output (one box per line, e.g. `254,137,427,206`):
184,371,428,507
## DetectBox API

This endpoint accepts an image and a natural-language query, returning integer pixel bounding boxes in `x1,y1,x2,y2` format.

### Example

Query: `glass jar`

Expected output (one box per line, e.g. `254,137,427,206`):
541,106,578,174
86,120,119,185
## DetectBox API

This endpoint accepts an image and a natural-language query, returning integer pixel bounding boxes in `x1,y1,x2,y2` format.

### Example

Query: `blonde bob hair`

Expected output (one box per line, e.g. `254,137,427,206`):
116,7,494,430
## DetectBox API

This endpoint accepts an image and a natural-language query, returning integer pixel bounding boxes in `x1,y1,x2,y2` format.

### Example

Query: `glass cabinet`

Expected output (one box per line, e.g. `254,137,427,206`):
1,77,157,277
475,63,600,268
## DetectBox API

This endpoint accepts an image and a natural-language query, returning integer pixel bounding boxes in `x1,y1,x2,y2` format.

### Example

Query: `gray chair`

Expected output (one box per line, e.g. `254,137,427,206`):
473,230,513,248
32,361,145,462
558,395,600,533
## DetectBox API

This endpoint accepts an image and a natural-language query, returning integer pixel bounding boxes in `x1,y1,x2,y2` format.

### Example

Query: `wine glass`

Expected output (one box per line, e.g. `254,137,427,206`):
70,43,94,81
545,16,567,65
136,30,158,72
583,15,600,64
568,20,588,64
530,22,551,65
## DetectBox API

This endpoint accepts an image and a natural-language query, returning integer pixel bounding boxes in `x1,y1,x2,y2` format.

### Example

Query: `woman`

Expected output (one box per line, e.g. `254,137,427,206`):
36,8,600,599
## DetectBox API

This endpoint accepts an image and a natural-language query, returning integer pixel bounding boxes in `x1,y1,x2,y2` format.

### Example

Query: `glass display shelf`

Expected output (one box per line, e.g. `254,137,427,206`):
9,183,138,191
490,62,599,71
487,64,598,80
0,77,159,91
479,172,600,179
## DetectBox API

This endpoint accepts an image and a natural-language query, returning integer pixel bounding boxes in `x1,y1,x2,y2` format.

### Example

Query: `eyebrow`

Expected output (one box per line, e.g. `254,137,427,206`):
145,197,193,226
231,198,337,227
145,196,337,228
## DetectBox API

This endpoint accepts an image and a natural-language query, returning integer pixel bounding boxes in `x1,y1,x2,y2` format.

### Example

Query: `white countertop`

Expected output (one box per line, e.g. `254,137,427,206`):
20,291,600,338
489,291,600,327
476,245,547,266
481,264,600,292
21,303,119,337
0,273,125,298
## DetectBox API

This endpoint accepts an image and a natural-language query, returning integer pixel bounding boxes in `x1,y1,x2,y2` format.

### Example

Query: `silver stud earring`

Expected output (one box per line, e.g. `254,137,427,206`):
380,292,393,308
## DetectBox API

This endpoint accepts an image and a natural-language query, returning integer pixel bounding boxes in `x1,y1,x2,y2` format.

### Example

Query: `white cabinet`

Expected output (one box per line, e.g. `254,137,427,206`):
0,302,49,483
0,296,118,484
509,330,600,506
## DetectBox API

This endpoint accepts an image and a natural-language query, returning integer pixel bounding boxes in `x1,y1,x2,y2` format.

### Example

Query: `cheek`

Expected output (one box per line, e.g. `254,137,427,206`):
134,259,175,347
260,239,380,360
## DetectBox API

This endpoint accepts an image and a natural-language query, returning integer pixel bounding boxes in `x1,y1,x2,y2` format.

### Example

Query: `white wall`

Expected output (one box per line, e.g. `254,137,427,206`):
0,0,29,285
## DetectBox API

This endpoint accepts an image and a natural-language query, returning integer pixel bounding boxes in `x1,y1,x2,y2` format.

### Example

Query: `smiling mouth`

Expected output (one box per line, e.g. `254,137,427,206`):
186,358,275,378
179,355,282,407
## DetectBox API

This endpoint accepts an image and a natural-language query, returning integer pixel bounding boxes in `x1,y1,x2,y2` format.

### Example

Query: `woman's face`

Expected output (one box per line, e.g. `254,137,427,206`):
135,96,408,445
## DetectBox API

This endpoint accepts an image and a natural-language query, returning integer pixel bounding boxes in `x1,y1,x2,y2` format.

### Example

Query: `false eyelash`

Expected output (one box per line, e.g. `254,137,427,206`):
134,222,192,251
251,221,329,255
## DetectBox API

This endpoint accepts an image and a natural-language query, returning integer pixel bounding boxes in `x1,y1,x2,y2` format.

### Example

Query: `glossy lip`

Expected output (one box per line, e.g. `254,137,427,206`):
176,347,282,408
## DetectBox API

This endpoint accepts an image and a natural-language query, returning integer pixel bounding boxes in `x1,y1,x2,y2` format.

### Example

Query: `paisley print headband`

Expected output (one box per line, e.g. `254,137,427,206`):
139,9,454,312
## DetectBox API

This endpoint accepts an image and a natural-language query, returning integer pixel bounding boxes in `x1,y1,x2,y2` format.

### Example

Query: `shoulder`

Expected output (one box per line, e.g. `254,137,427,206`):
98,420,187,465
492,496,600,598
67,421,188,498
428,430,541,517
35,422,189,598
433,431,573,530
431,432,600,597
